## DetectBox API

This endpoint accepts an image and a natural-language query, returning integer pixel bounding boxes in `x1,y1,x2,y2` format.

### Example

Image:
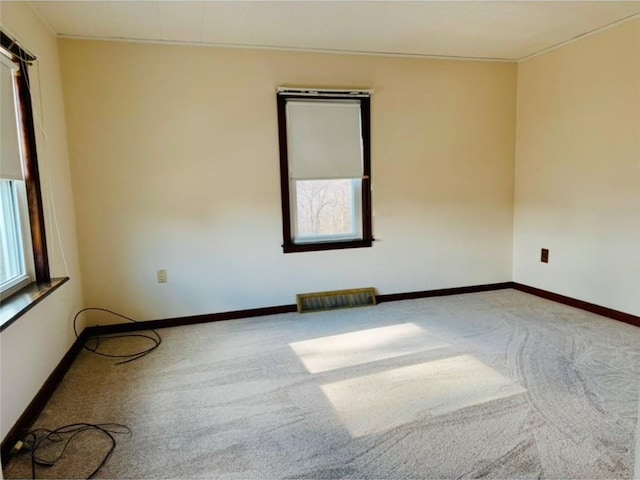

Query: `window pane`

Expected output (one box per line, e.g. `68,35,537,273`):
0,55,23,180
0,179,26,287
277,92,372,253
294,179,359,240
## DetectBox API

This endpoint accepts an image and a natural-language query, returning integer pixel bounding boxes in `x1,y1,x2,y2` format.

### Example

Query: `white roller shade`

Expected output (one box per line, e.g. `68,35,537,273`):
286,100,363,180
0,55,22,181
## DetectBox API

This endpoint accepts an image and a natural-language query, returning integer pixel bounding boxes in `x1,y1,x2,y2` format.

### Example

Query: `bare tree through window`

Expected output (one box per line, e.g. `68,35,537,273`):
295,179,354,238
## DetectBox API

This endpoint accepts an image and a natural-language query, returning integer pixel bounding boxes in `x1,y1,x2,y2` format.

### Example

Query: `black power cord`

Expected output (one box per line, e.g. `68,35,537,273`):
21,423,131,479
73,308,162,365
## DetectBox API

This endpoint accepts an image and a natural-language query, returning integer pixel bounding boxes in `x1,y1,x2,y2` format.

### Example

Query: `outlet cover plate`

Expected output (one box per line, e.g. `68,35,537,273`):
541,249,549,263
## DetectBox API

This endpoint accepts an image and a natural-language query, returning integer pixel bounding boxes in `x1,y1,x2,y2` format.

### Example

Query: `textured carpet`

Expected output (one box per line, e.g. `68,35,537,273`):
3,289,640,479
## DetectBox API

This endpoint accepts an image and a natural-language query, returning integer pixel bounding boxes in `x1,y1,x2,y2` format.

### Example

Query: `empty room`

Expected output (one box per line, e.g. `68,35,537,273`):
1,1,639,478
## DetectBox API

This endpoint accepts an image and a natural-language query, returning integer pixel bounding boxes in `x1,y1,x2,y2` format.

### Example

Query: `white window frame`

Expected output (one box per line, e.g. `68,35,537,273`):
1,179,35,298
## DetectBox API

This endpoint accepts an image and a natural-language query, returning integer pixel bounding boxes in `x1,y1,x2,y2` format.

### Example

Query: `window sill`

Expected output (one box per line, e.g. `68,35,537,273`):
283,239,372,253
0,277,69,333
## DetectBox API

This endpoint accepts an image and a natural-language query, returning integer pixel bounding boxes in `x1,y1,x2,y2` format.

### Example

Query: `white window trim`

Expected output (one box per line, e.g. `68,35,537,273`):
0,180,35,299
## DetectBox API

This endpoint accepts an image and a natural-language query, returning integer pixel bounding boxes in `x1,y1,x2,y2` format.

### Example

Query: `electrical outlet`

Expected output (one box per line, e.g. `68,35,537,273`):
157,269,168,283
540,248,549,263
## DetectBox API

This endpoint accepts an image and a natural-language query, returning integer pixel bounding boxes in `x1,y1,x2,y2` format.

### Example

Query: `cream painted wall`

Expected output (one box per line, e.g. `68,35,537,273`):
58,39,517,322
0,3,84,440
513,19,640,316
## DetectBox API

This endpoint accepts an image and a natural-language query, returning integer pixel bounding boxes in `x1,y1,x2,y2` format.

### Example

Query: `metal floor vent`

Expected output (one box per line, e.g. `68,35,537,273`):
296,288,377,313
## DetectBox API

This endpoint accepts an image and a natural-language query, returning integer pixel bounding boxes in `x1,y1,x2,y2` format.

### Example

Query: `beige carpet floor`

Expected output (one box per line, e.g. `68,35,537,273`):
3,289,640,479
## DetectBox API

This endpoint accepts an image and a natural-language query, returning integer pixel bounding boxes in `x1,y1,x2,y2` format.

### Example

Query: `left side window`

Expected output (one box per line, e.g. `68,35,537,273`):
0,53,32,297
1,36,49,300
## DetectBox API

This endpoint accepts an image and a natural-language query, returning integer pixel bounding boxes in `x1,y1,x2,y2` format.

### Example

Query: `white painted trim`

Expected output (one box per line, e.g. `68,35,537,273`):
519,12,640,63
55,34,517,63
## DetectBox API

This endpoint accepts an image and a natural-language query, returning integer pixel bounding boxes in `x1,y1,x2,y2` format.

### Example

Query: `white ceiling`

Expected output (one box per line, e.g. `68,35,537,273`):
28,1,640,61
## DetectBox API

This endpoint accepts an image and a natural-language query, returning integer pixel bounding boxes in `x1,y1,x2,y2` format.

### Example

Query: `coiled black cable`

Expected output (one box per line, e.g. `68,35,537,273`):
73,308,161,365
22,423,131,479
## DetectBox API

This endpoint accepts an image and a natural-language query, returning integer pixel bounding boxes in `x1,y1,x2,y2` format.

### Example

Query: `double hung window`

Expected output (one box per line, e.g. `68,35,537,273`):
1,33,49,302
1,53,32,297
277,89,373,253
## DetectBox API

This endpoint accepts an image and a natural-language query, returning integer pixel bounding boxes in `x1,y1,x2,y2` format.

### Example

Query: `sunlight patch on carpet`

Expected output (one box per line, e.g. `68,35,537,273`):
289,323,450,373
321,354,527,437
